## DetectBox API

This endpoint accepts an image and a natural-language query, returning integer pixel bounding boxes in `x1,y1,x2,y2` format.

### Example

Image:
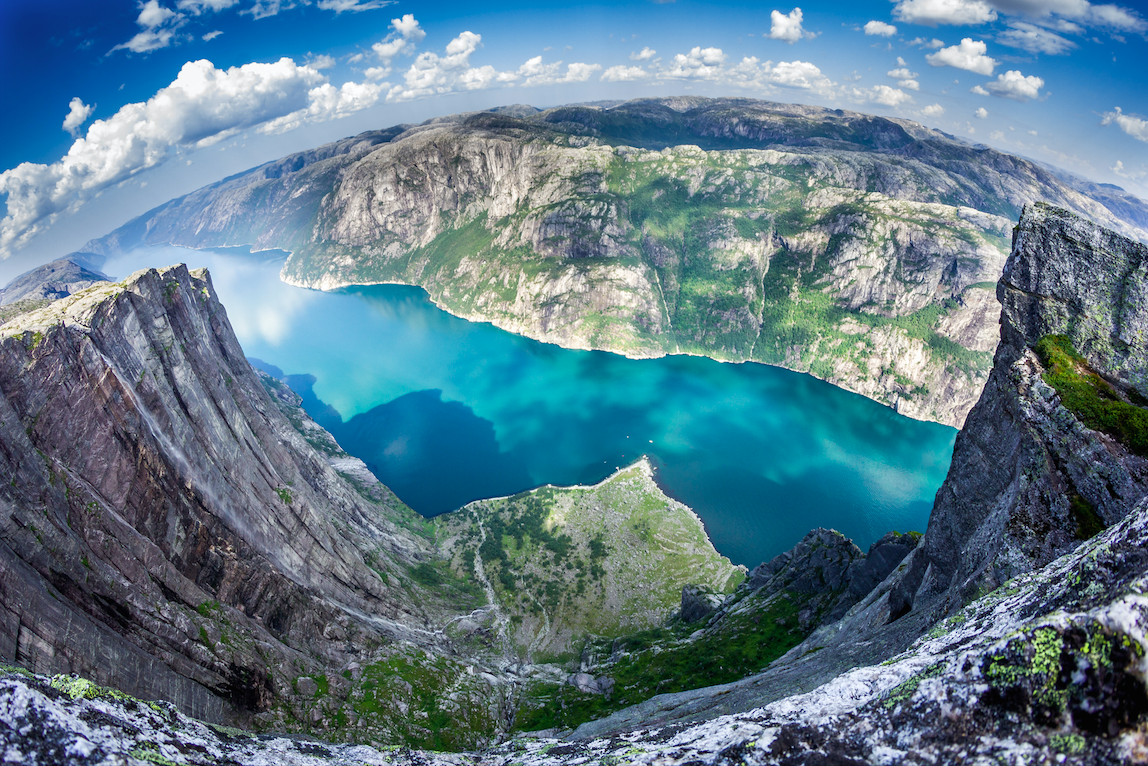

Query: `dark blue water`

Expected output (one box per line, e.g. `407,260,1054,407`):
105,247,956,567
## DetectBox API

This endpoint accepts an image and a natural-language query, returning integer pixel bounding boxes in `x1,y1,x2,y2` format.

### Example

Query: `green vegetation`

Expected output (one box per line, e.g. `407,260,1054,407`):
1035,334,1148,456
0,298,49,326
514,591,809,732
437,462,742,657
274,487,293,504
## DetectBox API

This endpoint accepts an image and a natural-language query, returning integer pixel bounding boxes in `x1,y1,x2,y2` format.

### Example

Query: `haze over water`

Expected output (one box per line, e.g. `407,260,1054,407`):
106,247,957,567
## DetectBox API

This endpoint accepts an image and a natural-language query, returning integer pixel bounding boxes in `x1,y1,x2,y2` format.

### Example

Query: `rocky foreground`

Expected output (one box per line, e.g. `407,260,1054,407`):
79,98,1148,428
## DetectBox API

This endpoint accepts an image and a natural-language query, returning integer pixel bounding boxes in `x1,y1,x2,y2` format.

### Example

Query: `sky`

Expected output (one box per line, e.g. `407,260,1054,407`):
0,0,1146,282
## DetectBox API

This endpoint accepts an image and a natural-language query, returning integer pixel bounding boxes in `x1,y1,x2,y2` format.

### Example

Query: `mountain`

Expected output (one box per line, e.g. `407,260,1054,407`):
0,265,744,747
78,97,1148,428
5,201,1148,763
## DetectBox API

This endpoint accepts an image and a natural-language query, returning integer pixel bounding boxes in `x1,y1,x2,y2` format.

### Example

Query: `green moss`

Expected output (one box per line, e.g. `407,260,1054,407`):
1036,334,1148,456
881,663,945,709
1049,733,1086,755
515,591,809,732
274,487,293,504
1069,494,1104,540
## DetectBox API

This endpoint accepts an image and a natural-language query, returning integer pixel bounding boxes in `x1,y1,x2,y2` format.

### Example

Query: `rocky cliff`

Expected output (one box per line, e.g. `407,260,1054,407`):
78,98,1148,428
0,265,512,745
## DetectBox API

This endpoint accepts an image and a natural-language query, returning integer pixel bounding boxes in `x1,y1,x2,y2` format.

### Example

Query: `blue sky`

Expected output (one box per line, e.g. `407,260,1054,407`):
1,0,1146,281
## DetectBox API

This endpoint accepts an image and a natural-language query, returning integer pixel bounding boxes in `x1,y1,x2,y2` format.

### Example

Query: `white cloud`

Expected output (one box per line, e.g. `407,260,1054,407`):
909,37,946,48
984,69,1044,100
243,0,304,20
317,0,393,12
767,60,836,94
970,84,990,94
601,65,650,82
630,47,657,61
664,46,727,79
1111,160,1147,181
894,0,997,26
62,98,94,136
999,22,1077,54
262,79,386,133
137,0,177,27
112,0,187,54
899,79,921,90
852,84,915,106
769,8,813,43
369,14,426,78
888,67,917,79
864,20,898,36
990,129,1005,139
387,31,519,100
176,0,238,12
1088,4,1147,32
1102,107,1148,142
301,54,334,70
975,106,988,118
921,103,945,116
0,58,340,256
926,38,996,75
202,30,223,41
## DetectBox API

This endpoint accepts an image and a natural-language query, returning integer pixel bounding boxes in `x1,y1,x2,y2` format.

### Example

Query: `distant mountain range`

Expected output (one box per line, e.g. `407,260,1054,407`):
74,97,1148,428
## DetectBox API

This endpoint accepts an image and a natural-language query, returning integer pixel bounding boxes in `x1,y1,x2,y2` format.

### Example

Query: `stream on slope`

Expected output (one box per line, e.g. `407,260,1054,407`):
103,246,957,567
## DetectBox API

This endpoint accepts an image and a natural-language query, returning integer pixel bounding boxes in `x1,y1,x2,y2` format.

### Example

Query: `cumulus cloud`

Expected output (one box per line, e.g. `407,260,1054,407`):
852,85,915,106
62,98,94,136
921,103,945,117
926,38,996,74
515,57,601,86
999,22,1077,54
664,47,727,79
387,31,522,100
975,106,988,118
888,67,917,79
970,84,990,94
899,79,921,90
894,0,997,26
317,0,393,12
601,65,650,82
112,0,187,54
1102,107,1148,142
0,58,344,256
369,14,426,78
769,8,813,43
864,20,898,36
769,60,833,90
630,47,657,61
984,69,1044,100
1087,3,1147,32
909,37,946,48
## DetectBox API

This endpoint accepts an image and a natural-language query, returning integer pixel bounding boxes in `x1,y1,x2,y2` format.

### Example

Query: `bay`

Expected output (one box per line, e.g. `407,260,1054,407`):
104,246,957,567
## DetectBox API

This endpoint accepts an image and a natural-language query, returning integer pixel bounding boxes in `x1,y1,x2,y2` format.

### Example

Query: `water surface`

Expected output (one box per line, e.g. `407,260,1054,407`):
105,247,956,567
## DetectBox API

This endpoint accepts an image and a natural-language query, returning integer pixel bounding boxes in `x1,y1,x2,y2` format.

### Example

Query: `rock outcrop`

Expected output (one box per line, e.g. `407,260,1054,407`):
78,98,1148,428
890,202,1148,619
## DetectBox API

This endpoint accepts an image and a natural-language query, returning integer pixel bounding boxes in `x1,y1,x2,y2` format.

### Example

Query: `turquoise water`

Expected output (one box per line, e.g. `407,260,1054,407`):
104,247,957,567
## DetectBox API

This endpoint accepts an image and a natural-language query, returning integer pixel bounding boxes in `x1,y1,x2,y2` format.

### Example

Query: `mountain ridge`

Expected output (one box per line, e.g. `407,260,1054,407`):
74,97,1148,428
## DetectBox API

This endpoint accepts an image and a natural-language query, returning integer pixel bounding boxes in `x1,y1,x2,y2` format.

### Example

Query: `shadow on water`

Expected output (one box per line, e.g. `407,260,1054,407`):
279,373,535,515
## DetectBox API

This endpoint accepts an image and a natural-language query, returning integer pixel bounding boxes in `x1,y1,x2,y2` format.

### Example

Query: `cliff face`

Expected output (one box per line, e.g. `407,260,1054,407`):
80,98,1148,428
0,265,503,740
891,202,1148,618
